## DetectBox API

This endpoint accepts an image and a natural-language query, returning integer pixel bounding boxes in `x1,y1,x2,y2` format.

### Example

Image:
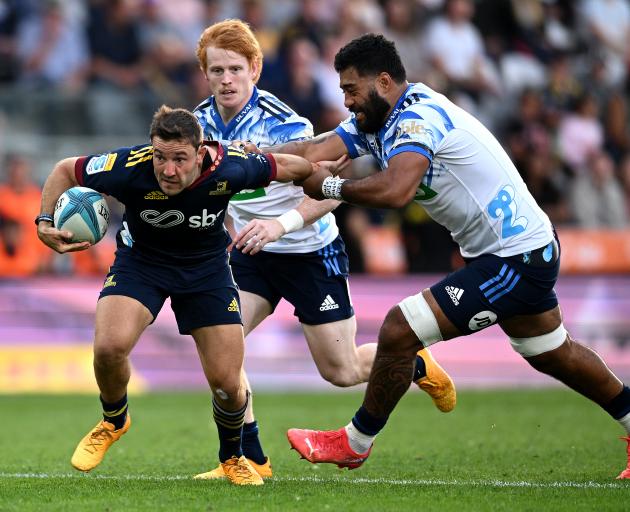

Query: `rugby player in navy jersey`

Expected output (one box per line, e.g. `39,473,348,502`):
35,105,325,486
252,34,630,479
191,19,456,481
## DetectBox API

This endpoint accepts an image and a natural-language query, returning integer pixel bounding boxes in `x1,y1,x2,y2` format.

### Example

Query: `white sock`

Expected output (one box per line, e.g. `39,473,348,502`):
618,411,630,436
345,422,375,454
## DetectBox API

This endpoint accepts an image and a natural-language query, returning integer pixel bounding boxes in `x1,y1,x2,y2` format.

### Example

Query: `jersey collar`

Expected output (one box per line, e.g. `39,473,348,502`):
188,141,224,190
380,83,413,136
211,86,259,138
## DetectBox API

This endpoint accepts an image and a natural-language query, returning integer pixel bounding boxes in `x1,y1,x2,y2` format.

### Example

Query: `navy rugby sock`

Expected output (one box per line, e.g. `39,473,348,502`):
100,393,128,430
412,354,427,382
213,397,247,462
242,421,267,465
604,385,630,420
351,405,389,437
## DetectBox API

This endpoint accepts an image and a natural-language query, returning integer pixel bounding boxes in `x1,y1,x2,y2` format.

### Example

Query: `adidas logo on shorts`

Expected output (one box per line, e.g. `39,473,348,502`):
227,298,240,312
445,286,464,306
319,294,339,311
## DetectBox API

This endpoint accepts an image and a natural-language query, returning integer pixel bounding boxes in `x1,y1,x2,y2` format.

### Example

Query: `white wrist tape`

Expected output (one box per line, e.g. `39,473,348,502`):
321,176,346,200
276,209,304,234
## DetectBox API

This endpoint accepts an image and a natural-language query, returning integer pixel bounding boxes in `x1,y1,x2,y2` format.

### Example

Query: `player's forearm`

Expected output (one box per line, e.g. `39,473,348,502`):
265,140,309,157
223,212,236,239
335,173,416,209
40,158,79,214
274,188,339,236
272,154,313,182
294,197,339,226
265,132,341,161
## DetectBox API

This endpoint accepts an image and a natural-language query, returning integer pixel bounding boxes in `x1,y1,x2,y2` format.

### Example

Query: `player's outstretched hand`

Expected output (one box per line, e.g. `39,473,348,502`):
37,224,91,254
230,140,261,154
232,218,285,255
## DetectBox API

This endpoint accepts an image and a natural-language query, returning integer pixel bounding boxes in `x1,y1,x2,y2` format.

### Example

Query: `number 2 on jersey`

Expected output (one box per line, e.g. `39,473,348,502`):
487,185,528,238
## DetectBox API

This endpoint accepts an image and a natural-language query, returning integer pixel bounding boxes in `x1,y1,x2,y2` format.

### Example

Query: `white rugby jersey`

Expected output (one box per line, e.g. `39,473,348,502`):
194,87,339,253
335,83,553,258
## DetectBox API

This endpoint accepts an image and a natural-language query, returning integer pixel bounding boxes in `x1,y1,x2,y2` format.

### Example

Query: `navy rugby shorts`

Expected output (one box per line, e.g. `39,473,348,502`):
430,236,560,334
229,235,354,325
99,250,241,335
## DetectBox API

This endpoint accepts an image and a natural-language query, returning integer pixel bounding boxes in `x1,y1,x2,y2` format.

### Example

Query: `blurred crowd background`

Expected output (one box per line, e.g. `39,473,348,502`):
1,0,630,278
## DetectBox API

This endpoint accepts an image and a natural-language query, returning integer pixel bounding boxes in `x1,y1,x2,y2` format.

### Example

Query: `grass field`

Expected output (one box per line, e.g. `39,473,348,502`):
1,389,628,511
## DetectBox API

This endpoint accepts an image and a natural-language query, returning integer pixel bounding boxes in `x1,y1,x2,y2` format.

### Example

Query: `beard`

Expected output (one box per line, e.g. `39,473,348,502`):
353,88,391,134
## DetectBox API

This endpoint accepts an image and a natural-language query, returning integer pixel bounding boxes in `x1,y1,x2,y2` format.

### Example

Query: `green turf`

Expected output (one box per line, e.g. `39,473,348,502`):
0,390,628,511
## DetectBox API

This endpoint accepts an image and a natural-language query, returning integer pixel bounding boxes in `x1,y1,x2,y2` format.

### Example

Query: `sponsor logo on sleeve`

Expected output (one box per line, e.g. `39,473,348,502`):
86,153,117,175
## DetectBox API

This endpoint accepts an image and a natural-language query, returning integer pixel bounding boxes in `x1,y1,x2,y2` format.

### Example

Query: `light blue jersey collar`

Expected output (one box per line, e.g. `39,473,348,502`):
380,83,413,137
210,86,259,138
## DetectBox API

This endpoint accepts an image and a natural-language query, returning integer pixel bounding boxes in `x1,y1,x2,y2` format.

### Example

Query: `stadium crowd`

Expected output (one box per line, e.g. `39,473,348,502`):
1,0,630,277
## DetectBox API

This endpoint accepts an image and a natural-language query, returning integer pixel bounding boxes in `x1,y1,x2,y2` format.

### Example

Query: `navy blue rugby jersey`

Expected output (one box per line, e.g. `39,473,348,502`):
74,142,277,265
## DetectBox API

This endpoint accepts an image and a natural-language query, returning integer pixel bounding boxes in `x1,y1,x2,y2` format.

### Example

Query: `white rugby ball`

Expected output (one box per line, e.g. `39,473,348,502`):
54,186,110,244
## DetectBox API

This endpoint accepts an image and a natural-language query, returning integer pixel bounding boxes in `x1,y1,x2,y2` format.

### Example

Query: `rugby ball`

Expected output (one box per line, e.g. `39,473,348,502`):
54,186,109,244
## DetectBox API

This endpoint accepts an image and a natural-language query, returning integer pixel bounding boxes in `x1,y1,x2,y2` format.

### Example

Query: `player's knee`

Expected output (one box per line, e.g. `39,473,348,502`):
377,305,424,354
208,372,242,399
377,308,404,347
93,339,130,366
319,365,359,387
510,324,568,371
210,380,241,401
213,386,239,402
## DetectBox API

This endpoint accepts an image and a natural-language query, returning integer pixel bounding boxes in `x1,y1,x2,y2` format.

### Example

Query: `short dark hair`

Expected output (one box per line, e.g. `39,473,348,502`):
149,105,203,148
334,34,406,83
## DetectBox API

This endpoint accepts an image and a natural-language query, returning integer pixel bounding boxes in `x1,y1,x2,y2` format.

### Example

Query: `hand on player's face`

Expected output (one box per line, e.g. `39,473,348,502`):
152,137,202,196
204,47,257,117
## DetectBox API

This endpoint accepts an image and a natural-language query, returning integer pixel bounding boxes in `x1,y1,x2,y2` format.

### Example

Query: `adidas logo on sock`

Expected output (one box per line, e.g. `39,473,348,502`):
319,294,339,311
445,286,464,306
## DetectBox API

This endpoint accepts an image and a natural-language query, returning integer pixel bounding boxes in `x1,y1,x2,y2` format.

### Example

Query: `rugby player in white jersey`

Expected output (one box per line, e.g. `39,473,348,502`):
264,34,630,479
191,20,456,480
